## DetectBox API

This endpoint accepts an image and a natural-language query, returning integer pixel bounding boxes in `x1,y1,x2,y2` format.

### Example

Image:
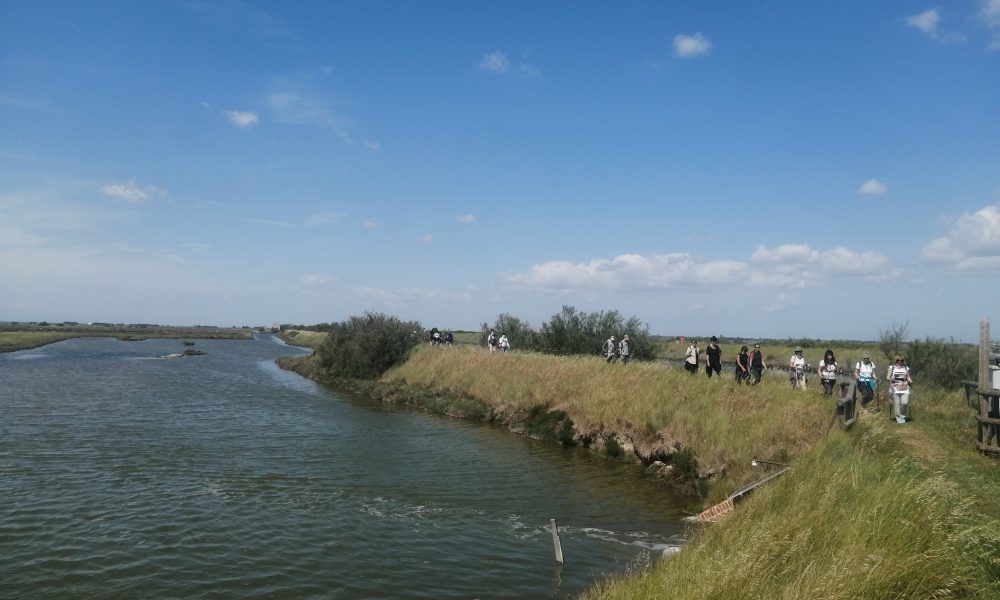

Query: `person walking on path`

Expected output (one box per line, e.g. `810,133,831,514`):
887,355,913,424
618,335,631,365
487,329,497,353
497,333,510,353
684,340,700,374
818,349,838,396
735,345,750,384
854,352,878,408
749,343,767,385
604,335,617,363
705,336,722,378
789,347,808,390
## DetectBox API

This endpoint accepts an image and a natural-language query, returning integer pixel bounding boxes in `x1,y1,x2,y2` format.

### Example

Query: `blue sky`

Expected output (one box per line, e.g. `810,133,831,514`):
2,1,998,340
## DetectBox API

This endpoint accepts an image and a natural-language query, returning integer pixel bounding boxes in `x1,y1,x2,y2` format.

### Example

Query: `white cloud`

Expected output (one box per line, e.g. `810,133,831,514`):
100,180,165,203
266,92,355,143
455,214,477,224
673,32,712,58
906,9,941,36
223,110,259,127
306,211,346,226
905,8,967,43
980,0,1000,49
504,244,892,293
363,140,381,152
858,179,888,195
750,244,819,264
921,203,1000,270
479,51,510,73
764,293,798,313
820,247,889,275
478,50,541,78
361,219,378,229
301,273,336,286
418,233,434,243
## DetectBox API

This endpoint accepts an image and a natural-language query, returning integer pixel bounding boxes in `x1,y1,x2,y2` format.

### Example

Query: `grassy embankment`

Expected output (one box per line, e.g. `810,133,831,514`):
384,345,832,502
380,345,998,598
278,329,328,350
0,325,254,353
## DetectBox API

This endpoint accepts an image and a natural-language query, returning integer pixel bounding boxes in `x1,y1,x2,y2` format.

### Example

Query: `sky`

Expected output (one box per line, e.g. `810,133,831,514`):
2,1,999,341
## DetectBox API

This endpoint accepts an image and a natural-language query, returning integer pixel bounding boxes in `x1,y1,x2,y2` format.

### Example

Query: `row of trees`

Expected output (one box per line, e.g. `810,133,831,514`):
480,305,657,361
311,306,658,380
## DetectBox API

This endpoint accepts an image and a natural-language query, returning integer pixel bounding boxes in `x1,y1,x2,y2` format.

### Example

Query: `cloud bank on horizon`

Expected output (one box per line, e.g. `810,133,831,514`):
1,1,998,341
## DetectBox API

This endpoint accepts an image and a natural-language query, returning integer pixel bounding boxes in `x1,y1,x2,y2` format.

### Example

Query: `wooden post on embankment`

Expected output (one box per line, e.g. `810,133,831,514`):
975,318,1000,458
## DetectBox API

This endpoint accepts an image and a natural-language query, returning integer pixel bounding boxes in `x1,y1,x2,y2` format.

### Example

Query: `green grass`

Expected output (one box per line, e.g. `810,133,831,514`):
0,332,82,352
583,397,1000,599
279,329,328,350
380,345,999,599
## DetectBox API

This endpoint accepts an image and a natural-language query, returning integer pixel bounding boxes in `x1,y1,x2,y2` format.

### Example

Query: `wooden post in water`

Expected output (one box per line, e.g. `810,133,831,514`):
550,519,564,565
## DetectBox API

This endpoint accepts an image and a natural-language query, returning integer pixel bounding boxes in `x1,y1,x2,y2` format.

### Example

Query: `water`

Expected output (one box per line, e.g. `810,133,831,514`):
0,336,694,599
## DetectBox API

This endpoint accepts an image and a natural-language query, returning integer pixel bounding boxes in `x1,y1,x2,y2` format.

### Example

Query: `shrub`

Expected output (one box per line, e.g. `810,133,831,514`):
480,313,539,350
538,305,656,360
317,312,424,379
906,337,978,390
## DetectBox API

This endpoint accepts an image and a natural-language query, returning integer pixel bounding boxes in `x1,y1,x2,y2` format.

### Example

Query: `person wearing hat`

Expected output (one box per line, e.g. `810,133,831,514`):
603,335,617,363
704,336,722,378
886,355,914,424
789,346,808,390
854,352,878,407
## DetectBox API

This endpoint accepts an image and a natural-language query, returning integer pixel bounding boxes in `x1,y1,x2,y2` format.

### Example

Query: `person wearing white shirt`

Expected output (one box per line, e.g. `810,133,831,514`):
854,352,878,407
789,347,807,390
887,355,913,424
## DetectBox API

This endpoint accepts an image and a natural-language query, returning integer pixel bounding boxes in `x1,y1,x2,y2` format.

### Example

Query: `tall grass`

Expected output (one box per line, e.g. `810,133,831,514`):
584,417,1000,599
385,345,834,500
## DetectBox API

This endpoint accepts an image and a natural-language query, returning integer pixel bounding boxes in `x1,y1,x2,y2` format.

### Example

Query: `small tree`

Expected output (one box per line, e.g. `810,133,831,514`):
318,312,423,379
906,337,977,390
878,320,910,361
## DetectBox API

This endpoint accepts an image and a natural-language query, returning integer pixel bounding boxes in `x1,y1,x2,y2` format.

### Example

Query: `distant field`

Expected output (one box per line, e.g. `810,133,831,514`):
0,325,255,353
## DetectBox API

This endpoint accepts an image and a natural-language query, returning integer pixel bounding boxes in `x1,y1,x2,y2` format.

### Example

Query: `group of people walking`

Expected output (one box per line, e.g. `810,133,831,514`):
486,329,511,353
602,335,631,365
684,340,914,424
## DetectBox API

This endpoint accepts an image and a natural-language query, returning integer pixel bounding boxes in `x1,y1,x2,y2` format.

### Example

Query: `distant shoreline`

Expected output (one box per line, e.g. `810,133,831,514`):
0,325,255,353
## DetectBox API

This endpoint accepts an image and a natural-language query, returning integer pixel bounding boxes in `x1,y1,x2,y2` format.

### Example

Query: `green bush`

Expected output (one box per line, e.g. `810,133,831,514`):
480,313,540,350
539,305,656,360
317,312,424,379
906,337,978,390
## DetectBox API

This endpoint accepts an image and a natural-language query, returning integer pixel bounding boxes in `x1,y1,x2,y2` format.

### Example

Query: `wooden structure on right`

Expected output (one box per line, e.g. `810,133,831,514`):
973,318,1000,457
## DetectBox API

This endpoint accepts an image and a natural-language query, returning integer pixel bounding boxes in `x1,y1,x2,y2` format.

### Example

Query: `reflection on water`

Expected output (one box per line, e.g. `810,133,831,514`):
0,335,694,599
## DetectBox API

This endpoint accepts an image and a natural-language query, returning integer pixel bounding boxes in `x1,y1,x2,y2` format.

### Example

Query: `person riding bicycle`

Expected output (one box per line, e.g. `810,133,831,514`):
789,347,807,390
854,352,878,407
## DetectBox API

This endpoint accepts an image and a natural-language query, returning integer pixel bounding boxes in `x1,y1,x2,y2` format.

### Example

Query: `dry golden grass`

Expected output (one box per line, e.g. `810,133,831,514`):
385,345,834,497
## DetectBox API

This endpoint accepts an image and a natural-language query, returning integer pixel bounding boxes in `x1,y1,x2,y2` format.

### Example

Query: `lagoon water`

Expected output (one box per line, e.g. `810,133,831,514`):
0,335,693,599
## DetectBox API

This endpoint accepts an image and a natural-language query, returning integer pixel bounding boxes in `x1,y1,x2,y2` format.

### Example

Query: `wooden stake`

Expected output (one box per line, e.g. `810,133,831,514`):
550,519,564,565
